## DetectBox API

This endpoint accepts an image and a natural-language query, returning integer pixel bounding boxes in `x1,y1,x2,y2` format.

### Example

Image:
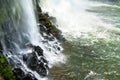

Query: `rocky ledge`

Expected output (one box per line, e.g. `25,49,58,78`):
36,2,65,42
9,45,49,80
0,1,65,80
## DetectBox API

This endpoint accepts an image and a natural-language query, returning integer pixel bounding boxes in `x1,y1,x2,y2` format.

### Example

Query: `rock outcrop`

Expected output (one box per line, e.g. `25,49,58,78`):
12,45,49,80
36,3,65,42
0,0,65,80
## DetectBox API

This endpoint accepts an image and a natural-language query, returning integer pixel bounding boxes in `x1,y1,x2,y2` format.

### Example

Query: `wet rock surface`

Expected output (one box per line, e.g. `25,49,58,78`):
33,46,43,56
36,2,65,42
11,45,49,80
13,68,37,80
27,45,48,77
0,42,3,51
0,1,64,80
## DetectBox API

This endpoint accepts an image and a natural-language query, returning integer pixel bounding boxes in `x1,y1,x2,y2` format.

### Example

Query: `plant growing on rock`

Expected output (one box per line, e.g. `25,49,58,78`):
0,52,15,80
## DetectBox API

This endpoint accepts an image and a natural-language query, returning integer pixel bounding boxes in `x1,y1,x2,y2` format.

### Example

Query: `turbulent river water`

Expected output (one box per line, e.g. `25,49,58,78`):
40,0,120,80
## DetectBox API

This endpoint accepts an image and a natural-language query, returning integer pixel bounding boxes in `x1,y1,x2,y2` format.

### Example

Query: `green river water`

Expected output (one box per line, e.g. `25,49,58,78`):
48,0,120,80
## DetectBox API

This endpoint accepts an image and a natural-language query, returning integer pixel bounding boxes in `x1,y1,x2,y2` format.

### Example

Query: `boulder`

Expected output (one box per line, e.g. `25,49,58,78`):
25,43,44,56
13,68,37,80
27,52,38,70
23,54,28,61
26,52,48,77
13,68,25,80
36,62,48,77
23,72,37,80
33,46,43,56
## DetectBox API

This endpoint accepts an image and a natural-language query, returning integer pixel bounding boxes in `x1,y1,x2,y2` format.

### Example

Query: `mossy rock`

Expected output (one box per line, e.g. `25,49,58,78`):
36,4,65,41
0,53,15,80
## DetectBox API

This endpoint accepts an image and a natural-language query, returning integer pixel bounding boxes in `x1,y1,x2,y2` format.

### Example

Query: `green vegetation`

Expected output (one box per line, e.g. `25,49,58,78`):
0,52,15,80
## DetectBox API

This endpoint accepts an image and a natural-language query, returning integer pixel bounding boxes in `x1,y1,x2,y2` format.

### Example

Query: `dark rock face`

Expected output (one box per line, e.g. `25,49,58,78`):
27,52,38,70
0,42,2,52
33,46,43,56
12,45,49,80
0,1,65,80
36,2,65,42
23,73,37,80
13,68,25,80
13,68,37,80
26,45,49,77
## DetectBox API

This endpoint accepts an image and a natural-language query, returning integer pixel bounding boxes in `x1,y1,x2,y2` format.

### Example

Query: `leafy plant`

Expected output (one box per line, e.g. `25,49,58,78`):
0,53,15,80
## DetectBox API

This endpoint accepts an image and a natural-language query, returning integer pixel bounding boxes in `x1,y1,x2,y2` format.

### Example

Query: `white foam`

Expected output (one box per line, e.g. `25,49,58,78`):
2,0,66,80
40,0,120,40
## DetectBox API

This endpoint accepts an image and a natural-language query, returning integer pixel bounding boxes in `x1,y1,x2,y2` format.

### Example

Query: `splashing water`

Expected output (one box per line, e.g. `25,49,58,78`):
0,0,66,80
19,0,41,45
40,0,120,80
40,0,120,41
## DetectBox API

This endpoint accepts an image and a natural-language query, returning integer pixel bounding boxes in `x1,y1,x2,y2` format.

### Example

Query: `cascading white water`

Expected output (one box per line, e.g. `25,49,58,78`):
19,0,42,45
40,0,97,38
40,0,120,41
1,0,66,80
19,0,66,67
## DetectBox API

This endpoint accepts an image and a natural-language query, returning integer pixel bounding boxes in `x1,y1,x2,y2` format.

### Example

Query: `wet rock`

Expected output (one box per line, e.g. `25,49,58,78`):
23,44,48,76
23,72,37,80
13,68,25,80
36,62,48,77
27,52,38,70
41,57,48,64
54,45,61,51
23,54,28,61
37,9,65,41
13,68,37,80
9,58,17,68
47,36,55,41
57,46,61,51
0,42,3,52
33,46,43,56
36,2,42,13
26,43,44,56
26,50,48,77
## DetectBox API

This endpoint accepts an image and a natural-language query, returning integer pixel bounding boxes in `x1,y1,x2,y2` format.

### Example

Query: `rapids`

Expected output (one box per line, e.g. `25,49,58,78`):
40,0,120,80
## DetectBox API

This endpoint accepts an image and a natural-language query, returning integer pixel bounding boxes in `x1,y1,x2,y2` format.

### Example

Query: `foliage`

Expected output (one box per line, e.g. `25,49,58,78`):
0,52,15,80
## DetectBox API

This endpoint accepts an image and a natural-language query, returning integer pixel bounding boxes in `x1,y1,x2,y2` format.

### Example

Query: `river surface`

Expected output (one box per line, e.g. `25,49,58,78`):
41,0,120,80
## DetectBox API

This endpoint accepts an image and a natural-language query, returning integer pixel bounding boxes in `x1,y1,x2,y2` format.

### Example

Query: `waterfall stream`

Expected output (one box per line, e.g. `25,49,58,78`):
1,0,120,80
0,0,66,80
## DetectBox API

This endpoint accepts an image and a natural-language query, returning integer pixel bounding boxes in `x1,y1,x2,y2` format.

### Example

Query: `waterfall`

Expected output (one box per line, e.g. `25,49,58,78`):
40,0,117,40
40,0,96,39
0,0,66,80
19,0,41,45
